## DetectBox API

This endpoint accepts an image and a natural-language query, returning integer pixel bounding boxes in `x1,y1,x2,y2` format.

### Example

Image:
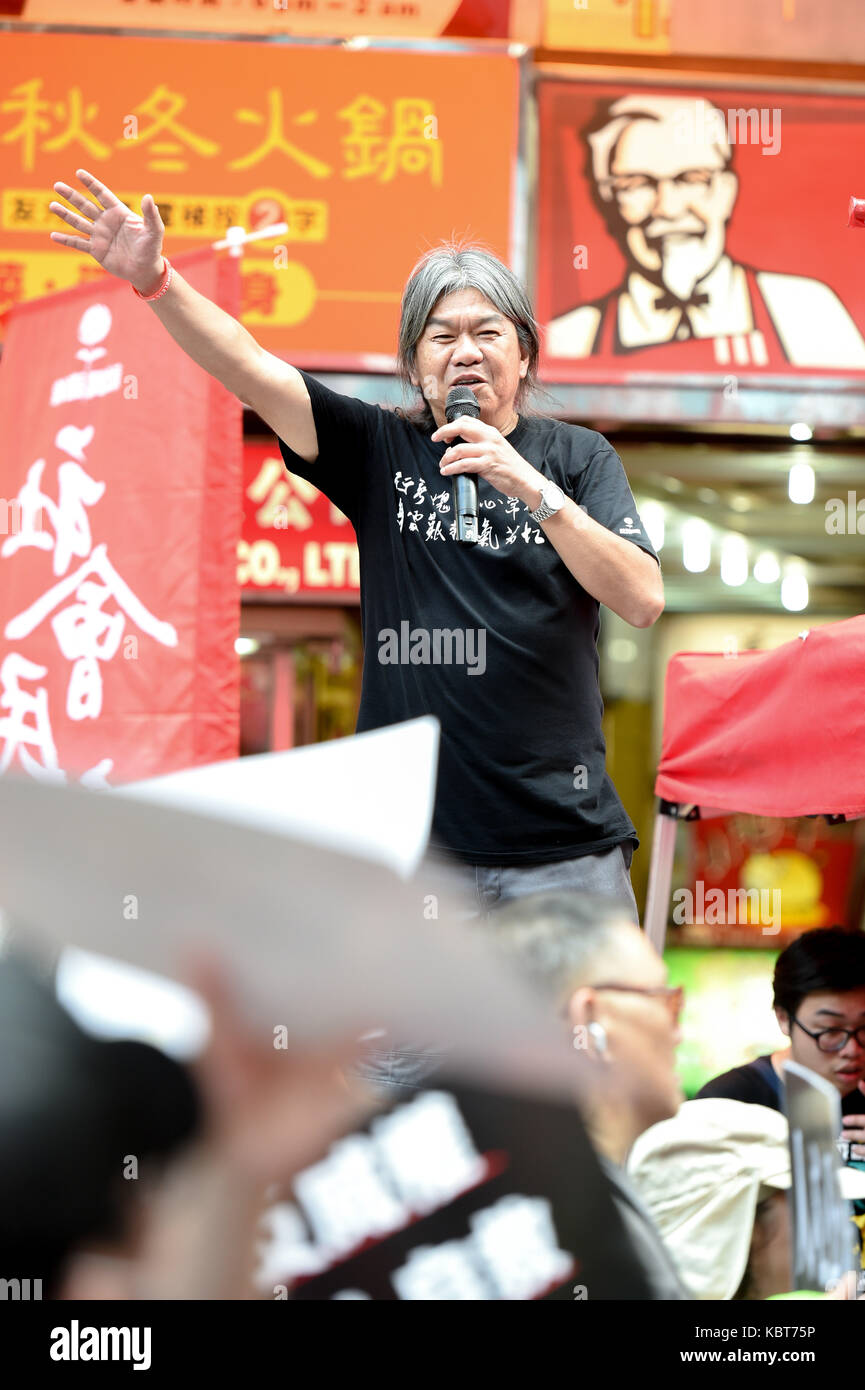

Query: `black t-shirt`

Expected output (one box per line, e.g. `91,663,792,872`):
698,1055,865,1120
277,371,660,866
697,1055,784,1109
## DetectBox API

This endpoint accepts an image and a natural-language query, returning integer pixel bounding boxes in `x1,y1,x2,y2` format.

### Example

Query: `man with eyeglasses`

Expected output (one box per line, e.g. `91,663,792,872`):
697,925,865,1266
546,93,865,369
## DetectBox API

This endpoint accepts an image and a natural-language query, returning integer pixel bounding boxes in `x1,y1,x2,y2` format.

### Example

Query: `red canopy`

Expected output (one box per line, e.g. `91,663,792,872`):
654,615,865,820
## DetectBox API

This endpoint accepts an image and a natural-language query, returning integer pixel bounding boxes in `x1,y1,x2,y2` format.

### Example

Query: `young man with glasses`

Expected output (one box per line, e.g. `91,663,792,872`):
697,927,865,1136
697,926,865,1266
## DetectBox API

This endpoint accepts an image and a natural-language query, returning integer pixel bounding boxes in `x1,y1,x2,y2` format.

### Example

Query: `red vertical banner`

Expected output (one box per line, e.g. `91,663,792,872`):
0,247,242,784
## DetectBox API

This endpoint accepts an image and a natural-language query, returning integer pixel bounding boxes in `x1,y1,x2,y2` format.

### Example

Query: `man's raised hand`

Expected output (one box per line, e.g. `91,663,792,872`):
49,168,166,294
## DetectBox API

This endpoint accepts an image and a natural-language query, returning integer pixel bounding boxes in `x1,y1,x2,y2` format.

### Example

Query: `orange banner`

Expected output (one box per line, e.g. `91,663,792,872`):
0,33,519,361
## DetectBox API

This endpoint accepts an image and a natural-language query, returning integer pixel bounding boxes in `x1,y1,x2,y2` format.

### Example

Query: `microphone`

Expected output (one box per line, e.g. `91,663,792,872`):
445,385,481,545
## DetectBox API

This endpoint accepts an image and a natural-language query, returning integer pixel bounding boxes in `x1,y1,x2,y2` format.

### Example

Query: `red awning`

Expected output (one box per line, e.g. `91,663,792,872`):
654,615,865,820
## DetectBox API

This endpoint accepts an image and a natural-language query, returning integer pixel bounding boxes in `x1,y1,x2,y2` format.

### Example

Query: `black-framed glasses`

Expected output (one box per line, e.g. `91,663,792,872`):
591,983,685,1021
792,1016,865,1053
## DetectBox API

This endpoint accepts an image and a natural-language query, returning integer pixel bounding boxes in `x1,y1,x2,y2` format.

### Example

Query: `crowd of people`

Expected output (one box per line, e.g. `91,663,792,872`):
2,906,864,1300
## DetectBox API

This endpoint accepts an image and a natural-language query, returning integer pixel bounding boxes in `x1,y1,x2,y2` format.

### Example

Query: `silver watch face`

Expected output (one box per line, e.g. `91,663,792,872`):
542,483,565,511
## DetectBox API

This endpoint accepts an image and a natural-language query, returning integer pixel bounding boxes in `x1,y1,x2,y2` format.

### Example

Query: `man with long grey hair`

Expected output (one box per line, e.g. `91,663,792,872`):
49,172,663,919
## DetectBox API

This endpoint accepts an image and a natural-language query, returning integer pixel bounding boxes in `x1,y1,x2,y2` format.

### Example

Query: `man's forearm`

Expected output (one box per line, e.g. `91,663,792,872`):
537,494,664,628
134,260,262,399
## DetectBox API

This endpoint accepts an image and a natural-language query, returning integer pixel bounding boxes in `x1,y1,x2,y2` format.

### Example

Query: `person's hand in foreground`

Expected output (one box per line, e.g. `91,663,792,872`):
72,953,377,1300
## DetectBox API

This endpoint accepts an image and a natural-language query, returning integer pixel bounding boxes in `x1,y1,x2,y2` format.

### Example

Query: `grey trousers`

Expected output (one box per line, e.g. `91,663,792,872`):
437,841,639,925
355,841,639,1096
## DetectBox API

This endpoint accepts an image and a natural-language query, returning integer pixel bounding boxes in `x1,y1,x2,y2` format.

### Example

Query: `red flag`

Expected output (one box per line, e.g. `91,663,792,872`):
0,247,242,785
655,616,865,819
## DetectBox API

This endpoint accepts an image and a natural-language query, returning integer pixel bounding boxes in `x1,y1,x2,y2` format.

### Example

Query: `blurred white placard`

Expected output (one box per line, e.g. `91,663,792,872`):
117,716,440,880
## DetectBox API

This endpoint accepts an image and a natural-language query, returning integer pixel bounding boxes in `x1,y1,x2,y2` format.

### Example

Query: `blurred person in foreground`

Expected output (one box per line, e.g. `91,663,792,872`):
49,170,664,924
0,951,372,1299
628,1098,865,1300
489,890,689,1298
697,926,865,1266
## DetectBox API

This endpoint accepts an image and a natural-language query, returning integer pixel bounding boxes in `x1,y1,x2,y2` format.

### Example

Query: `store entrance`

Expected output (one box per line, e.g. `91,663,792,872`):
238,605,363,756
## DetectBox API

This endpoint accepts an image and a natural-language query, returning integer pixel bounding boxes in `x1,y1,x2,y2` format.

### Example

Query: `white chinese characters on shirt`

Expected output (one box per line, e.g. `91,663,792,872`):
393,472,547,548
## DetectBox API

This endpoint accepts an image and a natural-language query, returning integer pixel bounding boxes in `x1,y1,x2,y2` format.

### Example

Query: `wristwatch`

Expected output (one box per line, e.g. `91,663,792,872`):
529,480,566,523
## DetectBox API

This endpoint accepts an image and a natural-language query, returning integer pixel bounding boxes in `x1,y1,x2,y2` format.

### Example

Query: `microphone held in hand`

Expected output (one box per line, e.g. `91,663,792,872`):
445,385,481,545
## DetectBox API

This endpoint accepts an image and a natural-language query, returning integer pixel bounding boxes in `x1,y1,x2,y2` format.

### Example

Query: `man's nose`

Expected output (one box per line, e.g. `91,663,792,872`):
652,176,689,220
452,333,484,361
840,1034,865,1060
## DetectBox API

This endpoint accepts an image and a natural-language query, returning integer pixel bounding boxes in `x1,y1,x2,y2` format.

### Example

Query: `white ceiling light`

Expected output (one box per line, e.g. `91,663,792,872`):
639,500,665,551
753,551,780,584
235,637,260,656
608,638,639,664
781,566,809,612
682,517,711,573
720,534,748,587
789,423,813,442
788,461,815,505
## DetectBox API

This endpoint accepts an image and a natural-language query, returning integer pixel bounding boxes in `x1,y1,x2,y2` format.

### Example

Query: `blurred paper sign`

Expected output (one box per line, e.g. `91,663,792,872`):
784,1061,860,1293
268,1079,653,1300
121,716,439,880
54,718,439,1056
0,734,581,1097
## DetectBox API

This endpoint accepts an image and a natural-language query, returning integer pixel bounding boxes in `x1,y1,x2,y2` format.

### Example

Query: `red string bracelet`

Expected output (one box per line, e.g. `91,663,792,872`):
132,258,173,302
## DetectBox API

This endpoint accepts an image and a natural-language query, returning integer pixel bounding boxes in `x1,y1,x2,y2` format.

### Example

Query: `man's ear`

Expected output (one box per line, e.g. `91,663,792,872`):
566,985,594,1033
774,1006,791,1039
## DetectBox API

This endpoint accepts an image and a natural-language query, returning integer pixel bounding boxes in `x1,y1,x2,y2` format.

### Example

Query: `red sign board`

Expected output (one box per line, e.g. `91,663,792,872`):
536,79,865,383
0,247,242,784
679,815,858,945
240,441,359,602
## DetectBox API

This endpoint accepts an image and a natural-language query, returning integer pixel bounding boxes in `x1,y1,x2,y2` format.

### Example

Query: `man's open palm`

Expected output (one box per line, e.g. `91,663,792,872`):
49,167,164,284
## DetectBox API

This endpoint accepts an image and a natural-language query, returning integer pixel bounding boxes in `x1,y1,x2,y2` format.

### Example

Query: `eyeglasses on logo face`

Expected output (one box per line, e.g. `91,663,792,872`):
599,169,718,205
